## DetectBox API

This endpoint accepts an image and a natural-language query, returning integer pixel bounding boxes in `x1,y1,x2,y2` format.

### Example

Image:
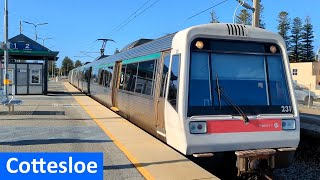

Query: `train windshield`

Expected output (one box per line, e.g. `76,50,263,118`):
188,39,292,117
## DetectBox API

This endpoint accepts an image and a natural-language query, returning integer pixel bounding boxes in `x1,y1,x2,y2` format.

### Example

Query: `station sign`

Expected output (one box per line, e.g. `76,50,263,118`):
0,152,103,180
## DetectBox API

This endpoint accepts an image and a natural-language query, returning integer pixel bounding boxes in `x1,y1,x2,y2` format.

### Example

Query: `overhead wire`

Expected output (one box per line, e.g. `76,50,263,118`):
78,0,160,60
104,0,153,38
186,0,229,20
106,0,160,38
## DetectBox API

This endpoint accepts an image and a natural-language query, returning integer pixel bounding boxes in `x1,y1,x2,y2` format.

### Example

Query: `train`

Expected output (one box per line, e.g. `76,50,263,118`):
69,23,300,176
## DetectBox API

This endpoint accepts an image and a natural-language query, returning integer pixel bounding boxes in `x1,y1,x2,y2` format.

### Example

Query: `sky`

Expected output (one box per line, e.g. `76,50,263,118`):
0,0,319,67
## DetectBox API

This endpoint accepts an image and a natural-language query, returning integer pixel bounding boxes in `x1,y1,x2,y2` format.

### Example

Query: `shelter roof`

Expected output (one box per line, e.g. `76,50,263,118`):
0,34,59,61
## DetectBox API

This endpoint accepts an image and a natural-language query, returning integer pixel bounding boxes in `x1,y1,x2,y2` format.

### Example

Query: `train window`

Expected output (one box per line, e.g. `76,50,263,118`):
168,54,180,109
92,67,99,84
98,69,104,85
161,53,170,97
119,65,126,90
104,66,113,87
211,53,268,106
124,63,138,92
267,56,290,105
84,69,90,82
135,60,156,95
189,52,212,106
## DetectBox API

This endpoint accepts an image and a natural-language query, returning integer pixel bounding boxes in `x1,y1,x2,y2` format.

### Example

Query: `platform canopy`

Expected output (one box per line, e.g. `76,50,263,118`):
0,34,59,61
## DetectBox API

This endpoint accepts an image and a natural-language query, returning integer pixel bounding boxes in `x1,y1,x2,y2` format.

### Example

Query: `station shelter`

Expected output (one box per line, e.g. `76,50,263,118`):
0,34,59,95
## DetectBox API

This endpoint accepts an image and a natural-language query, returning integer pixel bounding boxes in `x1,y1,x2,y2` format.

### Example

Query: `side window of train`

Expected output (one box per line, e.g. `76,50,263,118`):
93,67,99,84
136,60,156,95
84,70,89,82
168,54,180,109
161,53,171,97
103,66,113,87
124,63,138,92
119,65,126,90
98,69,104,85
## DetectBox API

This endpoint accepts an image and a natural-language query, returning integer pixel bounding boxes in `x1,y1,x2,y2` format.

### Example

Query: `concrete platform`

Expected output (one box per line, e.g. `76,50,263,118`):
64,82,218,180
0,82,143,180
0,81,218,180
299,107,320,138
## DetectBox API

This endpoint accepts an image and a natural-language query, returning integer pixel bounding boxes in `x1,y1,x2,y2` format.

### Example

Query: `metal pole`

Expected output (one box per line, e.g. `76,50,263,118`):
253,0,260,27
35,25,38,41
3,0,9,98
52,61,54,79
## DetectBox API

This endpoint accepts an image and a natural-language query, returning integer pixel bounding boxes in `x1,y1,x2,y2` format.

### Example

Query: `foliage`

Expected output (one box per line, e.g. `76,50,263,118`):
259,3,265,29
289,17,303,62
301,16,315,61
74,60,83,68
48,61,57,77
236,9,252,25
61,56,74,76
277,11,291,48
210,10,219,23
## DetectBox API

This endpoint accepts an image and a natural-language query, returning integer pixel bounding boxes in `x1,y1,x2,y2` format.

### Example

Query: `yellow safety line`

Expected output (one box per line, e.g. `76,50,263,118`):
66,83,154,180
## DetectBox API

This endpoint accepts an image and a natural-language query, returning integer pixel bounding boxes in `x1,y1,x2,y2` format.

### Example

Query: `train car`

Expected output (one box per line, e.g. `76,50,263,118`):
69,23,299,176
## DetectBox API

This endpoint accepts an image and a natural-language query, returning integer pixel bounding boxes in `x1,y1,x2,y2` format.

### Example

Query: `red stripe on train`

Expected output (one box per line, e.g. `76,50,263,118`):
207,119,282,133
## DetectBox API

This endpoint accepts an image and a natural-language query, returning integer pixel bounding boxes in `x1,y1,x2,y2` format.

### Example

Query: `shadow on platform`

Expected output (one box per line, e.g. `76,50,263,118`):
0,138,112,146
0,111,65,116
103,159,189,170
47,91,85,96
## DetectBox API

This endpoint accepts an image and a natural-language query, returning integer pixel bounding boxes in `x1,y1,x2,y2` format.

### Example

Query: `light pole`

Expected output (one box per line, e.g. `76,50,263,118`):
22,21,48,41
3,0,9,98
38,37,52,46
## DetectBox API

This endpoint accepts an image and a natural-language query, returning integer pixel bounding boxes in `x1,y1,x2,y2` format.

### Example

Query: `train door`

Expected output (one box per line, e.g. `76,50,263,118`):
111,61,122,111
87,67,92,94
154,51,171,140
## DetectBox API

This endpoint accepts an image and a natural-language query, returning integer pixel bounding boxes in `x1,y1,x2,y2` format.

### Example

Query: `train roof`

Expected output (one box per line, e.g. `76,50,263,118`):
73,23,284,71
82,33,176,68
121,38,153,52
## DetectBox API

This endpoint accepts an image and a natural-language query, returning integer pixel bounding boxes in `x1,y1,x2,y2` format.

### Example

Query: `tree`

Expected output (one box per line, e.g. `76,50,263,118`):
61,56,74,76
236,9,252,25
301,16,315,61
74,60,82,68
289,17,303,62
259,3,266,29
277,11,291,48
210,10,219,23
48,61,57,77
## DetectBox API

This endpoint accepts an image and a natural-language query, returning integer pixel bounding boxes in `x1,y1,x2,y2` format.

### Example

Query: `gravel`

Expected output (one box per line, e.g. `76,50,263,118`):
274,135,320,180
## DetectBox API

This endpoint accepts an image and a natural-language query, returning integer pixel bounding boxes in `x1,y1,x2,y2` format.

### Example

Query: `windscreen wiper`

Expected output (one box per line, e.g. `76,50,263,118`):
216,74,222,109
215,74,250,124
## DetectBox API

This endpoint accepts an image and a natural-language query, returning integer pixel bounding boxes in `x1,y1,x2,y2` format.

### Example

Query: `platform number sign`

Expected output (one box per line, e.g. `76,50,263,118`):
11,42,32,51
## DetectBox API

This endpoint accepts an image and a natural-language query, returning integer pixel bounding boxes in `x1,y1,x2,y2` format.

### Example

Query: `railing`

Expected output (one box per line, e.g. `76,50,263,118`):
0,86,23,112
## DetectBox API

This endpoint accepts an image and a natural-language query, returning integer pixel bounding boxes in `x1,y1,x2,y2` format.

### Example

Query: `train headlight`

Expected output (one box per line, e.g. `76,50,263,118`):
282,119,296,130
189,121,207,134
195,41,204,49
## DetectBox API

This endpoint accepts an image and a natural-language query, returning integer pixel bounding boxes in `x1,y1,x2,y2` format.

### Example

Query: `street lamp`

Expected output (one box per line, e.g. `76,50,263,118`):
22,21,48,41
38,37,52,46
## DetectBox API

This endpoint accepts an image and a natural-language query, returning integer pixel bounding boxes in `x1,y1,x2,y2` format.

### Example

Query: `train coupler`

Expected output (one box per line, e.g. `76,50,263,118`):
235,149,276,176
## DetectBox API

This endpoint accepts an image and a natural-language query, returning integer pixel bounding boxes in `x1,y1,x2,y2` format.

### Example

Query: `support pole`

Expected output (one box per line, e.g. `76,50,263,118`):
252,0,260,27
3,0,9,99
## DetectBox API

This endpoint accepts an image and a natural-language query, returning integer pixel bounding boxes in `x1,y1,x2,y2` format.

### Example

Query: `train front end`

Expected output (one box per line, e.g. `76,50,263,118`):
166,23,299,175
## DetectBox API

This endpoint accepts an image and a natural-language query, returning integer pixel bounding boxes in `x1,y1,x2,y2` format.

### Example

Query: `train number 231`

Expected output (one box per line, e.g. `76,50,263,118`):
281,106,292,113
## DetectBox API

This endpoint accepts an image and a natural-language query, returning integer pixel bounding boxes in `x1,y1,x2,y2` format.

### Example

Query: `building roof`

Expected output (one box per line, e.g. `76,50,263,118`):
0,34,59,61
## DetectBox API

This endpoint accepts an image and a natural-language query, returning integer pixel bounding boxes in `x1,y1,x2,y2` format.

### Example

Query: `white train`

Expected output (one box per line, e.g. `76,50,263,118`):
69,23,300,176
